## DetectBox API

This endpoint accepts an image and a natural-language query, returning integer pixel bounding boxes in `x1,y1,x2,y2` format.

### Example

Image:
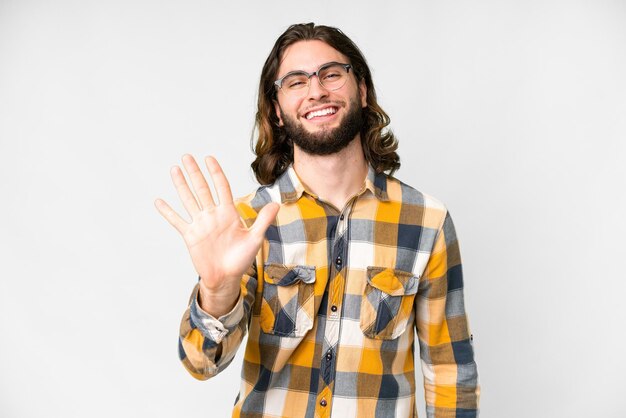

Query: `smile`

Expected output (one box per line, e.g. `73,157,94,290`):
304,106,338,120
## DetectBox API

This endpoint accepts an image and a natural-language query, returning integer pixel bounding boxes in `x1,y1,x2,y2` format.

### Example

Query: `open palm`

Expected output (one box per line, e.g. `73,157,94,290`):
155,154,278,314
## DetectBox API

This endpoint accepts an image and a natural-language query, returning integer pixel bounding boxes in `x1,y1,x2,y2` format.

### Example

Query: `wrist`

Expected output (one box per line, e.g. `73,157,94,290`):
197,279,240,318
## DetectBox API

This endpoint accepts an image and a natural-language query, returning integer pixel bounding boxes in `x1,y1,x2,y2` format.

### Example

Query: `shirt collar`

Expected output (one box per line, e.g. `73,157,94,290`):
276,164,390,204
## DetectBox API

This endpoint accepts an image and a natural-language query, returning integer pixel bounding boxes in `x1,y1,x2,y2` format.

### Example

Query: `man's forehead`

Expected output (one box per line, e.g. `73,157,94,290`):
278,40,349,74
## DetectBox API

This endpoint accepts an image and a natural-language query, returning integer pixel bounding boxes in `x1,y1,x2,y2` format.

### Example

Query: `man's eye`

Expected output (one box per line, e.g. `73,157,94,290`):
287,79,307,89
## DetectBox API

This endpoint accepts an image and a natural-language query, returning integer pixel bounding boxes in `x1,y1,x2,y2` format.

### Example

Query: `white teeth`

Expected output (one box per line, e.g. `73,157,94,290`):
305,107,337,120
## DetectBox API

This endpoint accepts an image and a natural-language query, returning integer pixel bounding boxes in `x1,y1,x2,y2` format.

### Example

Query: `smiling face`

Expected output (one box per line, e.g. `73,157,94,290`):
274,40,367,156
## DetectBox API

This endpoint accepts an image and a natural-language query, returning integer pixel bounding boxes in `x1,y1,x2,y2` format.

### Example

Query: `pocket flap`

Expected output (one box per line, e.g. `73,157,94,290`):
366,267,419,296
264,263,316,286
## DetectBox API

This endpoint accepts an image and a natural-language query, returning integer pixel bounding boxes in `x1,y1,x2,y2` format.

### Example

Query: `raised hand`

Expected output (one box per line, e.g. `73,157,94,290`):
154,154,279,317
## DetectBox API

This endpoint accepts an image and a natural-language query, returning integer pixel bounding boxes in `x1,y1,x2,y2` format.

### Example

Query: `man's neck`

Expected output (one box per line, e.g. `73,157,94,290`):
292,136,369,210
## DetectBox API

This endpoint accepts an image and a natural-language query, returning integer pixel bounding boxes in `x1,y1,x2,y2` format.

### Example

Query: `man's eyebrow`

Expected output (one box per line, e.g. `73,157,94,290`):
279,62,344,78
281,69,308,77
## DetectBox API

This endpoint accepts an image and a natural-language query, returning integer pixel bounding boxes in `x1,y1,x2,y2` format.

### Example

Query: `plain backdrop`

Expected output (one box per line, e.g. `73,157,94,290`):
1,1,625,417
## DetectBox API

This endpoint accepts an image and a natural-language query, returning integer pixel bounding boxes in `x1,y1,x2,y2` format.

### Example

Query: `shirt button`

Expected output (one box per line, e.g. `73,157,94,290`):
340,214,344,220
335,256,342,266
330,305,338,312
320,399,327,407
326,351,333,360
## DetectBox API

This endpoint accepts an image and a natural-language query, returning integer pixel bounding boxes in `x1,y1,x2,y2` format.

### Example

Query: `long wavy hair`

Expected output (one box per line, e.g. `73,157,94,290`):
251,23,400,185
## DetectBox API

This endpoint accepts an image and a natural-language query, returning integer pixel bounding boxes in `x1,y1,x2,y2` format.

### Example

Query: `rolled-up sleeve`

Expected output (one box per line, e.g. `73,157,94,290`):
178,265,257,380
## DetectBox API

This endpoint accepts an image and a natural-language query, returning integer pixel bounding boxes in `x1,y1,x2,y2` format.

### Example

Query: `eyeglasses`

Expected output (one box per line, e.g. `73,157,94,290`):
274,62,353,97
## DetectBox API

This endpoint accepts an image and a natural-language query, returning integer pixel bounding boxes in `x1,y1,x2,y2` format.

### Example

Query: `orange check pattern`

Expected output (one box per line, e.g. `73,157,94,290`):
179,165,480,417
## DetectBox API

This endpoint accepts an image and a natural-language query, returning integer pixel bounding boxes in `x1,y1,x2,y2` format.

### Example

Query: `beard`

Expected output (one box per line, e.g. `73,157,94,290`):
279,97,364,156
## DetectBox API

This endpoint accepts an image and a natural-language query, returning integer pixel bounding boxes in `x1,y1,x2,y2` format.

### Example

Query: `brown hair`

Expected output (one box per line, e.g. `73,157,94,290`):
251,23,400,185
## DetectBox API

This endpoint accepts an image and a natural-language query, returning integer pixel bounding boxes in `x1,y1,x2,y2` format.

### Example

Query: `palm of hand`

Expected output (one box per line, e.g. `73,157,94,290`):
184,202,261,291
155,154,279,303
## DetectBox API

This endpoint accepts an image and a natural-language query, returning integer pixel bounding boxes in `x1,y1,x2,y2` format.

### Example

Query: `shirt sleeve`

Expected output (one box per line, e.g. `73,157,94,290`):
415,210,480,417
178,264,257,380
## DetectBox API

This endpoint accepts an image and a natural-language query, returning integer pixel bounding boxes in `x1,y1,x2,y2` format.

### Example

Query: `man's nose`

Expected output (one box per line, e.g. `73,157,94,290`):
306,75,329,100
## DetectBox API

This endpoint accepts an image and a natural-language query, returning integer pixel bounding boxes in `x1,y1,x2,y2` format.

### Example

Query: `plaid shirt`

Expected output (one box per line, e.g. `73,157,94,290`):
179,165,480,417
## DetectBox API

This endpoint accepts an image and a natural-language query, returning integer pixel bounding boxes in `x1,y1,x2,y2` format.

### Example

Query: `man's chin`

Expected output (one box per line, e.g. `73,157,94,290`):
300,127,336,139
300,118,341,132
291,131,356,156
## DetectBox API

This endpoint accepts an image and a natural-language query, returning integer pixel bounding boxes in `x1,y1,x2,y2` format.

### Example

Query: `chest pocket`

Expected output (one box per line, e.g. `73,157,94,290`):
360,267,419,340
260,263,316,337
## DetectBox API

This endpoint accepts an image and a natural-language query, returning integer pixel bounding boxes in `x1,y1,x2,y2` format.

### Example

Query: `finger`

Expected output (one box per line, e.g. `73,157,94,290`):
250,202,280,240
154,198,189,234
205,156,234,205
182,154,216,209
170,165,201,217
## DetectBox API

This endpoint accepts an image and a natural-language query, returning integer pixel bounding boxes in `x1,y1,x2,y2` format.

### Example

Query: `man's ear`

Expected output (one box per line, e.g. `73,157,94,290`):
359,79,367,108
273,100,284,126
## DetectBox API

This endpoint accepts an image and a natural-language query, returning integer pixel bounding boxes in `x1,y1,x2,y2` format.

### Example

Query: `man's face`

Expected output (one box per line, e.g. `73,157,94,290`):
273,40,367,155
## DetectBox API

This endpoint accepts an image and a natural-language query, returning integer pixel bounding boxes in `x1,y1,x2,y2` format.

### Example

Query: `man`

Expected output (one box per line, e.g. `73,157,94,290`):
155,23,479,418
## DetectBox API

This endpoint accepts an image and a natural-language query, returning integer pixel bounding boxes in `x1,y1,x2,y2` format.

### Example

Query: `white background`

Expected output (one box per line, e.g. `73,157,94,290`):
1,1,625,417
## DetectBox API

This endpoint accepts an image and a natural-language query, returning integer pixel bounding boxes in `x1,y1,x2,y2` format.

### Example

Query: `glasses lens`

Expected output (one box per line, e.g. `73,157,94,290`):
318,64,348,91
282,72,309,92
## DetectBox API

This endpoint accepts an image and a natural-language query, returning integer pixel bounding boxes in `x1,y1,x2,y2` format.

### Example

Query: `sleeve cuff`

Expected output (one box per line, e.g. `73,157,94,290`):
189,285,244,344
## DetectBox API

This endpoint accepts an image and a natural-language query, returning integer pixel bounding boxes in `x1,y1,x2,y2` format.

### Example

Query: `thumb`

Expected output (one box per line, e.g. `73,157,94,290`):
250,202,280,240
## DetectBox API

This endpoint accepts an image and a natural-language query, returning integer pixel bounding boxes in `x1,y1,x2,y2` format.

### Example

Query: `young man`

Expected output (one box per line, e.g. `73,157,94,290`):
155,23,479,418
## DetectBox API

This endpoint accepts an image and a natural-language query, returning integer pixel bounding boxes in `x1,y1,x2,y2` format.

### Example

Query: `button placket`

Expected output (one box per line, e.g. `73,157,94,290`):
318,204,354,413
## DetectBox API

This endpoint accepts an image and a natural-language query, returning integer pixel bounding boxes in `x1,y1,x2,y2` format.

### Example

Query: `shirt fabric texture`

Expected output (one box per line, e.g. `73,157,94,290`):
178,165,480,418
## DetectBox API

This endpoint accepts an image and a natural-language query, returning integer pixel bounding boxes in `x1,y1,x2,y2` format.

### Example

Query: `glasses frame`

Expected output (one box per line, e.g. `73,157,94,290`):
274,62,353,95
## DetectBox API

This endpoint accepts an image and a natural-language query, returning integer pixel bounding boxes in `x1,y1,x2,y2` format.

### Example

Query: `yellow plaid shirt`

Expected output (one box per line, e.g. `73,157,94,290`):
179,165,480,417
